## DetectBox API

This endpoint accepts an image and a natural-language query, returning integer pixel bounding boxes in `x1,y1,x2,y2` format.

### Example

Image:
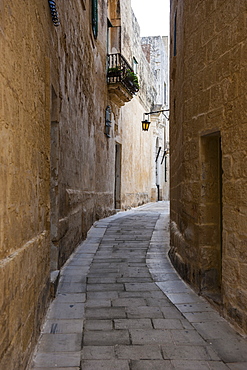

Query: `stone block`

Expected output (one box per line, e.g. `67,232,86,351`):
170,360,222,370
130,329,172,344
38,333,82,352
42,319,83,334
57,282,86,294
83,330,130,346
127,306,163,319
130,360,173,370
85,299,111,308
124,282,159,292
162,344,219,360
48,302,85,320
114,319,152,329
84,320,113,331
115,344,162,360
80,360,129,370
85,307,126,319
112,298,146,307
81,346,115,360
208,337,247,363
152,318,184,330
32,352,81,368
56,293,86,303
86,283,124,292
183,311,225,323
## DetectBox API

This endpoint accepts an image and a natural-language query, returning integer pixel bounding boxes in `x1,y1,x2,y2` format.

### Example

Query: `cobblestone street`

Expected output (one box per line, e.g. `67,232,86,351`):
30,202,247,370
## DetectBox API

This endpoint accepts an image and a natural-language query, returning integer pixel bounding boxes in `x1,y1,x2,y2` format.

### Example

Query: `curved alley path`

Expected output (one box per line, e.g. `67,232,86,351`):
30,202,247,370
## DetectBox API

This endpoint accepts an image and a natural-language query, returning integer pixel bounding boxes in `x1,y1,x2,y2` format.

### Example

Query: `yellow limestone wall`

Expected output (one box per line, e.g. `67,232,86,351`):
0,0,115,367
169,0,247,334
0,0,167,368
0,1,51,368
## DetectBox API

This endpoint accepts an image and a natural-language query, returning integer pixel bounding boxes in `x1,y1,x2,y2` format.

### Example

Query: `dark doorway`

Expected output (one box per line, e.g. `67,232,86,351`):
114,143,121,210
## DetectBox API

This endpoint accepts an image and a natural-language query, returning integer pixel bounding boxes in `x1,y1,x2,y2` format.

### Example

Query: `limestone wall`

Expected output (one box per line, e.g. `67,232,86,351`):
50,0,115,269
0,1,51,368
117,6,154,209
169,0,247,334
114,4,170,209
0,1,171,367
0,0,116,367
141,36,170,201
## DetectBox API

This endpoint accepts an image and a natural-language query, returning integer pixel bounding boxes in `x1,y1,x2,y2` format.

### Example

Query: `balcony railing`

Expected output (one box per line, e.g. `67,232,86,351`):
107,53,139,96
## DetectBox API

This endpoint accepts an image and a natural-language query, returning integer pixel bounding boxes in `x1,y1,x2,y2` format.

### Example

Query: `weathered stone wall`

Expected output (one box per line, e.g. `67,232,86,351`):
51,0,116,269
141,36,170,201
114,4,170,210
0,1,171,367
0,1,51,368
169,0,247,334
0,0,117,368
118,6,152,209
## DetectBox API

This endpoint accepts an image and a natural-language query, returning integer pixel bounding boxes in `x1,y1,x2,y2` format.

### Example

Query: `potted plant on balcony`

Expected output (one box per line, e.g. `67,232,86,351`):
107,66,122,77
123,69,140,93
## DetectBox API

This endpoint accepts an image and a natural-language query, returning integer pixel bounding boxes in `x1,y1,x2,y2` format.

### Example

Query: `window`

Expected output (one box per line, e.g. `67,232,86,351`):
133,57,138,74
164,82,167,105
92,0,98,39
107,18,113,54
105,106,111,138
174,10,177,56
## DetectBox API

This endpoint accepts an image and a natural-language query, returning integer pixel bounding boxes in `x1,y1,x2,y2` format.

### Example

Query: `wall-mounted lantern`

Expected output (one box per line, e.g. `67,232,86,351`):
105,106,112,138
142,113,151,131
141,109,169,131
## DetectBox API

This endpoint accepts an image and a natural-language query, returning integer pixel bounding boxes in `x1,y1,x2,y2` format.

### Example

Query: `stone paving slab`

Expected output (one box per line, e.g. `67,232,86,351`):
84,307,126,319
152,318,186,330
42,319,83,334
162,343,220,361
48,302,84,320
114,318,153,329
126,306,164,319
112,297,147,307
85,299,111,308
130,328,173,344
83,330,130,346
84,320,113,331
30,202,247,370
32,352,81,367
80,359,129,370
38,334,81,353
115,345,163,360
170,360,229,369
228,364,247,370
55,293,85,303
86,283,125,292
81,346,115,359
208,338,247,363
32,368,80,370
130,359,173,370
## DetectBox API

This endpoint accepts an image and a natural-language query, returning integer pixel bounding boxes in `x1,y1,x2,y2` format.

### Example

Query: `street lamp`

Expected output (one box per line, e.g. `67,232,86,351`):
141,109,169,131
142,113,151,131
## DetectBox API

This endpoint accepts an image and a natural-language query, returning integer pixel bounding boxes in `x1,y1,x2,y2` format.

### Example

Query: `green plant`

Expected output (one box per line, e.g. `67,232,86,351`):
107,66,121,76
124,69,139,91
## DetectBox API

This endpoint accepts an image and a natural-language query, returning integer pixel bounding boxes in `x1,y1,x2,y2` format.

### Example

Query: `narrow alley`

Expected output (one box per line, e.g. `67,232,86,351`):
30,202,247,370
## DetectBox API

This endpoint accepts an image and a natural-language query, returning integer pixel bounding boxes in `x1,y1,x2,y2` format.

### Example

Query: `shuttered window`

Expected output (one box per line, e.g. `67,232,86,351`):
92,0,98,39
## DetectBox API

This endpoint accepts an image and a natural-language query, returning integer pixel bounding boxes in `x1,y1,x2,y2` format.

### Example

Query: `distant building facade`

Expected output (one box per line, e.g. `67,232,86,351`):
169,0,247,334
0,0,169,368
141,36,170,202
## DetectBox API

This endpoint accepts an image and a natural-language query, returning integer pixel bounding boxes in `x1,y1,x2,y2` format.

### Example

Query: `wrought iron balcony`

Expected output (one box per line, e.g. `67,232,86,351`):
107,53,139,106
